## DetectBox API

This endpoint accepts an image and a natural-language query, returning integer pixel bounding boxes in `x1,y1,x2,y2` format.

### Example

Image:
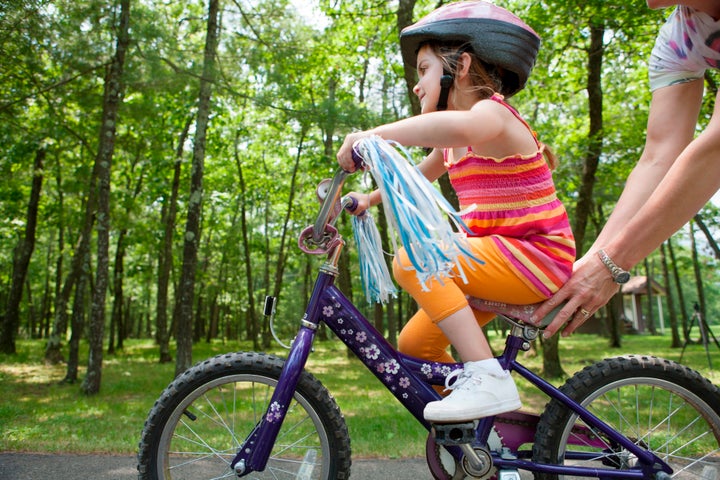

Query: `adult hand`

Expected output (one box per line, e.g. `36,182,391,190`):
531,253,620,338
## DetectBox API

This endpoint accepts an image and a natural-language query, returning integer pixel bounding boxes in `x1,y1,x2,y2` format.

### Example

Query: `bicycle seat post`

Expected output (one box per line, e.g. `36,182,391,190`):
494,316,536,370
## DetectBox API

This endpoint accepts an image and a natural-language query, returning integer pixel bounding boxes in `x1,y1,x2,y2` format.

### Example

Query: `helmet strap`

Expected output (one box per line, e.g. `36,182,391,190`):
436,72,453,111
437,49,465,111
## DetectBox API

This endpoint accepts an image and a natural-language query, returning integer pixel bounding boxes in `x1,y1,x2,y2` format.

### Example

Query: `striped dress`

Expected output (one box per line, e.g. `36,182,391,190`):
445,95,575,298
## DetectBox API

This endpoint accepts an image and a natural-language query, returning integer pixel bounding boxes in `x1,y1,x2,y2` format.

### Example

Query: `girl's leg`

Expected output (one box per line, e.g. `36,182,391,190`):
398,303,497,396
393,237,545,422
432,305,491,362
398,309,455,364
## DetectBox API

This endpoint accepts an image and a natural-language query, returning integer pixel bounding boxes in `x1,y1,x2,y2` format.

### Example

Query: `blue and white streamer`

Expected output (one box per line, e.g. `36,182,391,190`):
351,212,397,304
351,136,482,301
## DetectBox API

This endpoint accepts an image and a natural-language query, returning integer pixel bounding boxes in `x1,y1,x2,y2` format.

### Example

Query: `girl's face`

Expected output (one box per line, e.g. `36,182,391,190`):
413,45,446,114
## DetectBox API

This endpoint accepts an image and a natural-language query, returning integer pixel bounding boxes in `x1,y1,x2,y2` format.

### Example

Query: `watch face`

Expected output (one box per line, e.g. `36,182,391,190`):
616,271,631,284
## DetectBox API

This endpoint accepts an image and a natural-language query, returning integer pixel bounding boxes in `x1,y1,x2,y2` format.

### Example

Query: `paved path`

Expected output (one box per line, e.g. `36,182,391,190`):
0,453,431,480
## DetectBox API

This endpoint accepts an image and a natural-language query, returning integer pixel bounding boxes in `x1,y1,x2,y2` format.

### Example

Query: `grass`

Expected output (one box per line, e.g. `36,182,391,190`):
0,329,718,459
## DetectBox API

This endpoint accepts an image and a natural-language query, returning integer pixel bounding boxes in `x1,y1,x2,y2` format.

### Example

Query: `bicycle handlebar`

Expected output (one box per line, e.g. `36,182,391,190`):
297,148,364,254
311,148,364,243
312,168,350,243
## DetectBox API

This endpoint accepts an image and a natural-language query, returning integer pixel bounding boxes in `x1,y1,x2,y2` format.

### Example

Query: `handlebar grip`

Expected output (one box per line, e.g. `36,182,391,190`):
351,147,364,171
345,195,359,213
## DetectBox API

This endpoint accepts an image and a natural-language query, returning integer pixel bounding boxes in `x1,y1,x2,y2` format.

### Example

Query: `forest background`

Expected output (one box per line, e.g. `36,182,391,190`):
2,0,720,395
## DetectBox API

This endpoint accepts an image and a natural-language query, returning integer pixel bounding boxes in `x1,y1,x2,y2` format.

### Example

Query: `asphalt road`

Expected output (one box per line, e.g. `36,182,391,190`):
0,453,432,480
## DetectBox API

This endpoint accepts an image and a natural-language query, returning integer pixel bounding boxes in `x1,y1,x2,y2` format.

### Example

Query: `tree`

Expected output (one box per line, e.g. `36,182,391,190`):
175,0,219,377
0,147,44,354
82,0,131,395
660,242,682,348
667,237,692,343
156,118,191,363
4,0,720,386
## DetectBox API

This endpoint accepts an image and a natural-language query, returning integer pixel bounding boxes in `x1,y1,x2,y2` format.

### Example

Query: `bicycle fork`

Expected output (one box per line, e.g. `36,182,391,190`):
230,269,335,476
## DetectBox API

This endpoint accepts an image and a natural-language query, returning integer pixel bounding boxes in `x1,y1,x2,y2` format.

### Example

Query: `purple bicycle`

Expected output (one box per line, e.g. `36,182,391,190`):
138,162,720,480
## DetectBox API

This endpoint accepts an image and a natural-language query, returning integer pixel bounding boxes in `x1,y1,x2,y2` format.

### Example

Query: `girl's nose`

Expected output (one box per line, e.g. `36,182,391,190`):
413,83,421,96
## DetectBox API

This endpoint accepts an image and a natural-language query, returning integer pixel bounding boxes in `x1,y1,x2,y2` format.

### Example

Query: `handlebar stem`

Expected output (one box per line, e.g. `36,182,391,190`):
313,168,350,243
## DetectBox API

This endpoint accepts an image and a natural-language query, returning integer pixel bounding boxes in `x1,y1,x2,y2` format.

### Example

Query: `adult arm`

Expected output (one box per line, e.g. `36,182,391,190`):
591,80,703,249
534,80,716,336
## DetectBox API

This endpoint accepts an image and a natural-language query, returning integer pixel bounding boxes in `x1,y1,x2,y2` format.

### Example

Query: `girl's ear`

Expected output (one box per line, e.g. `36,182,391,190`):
456,52,472,79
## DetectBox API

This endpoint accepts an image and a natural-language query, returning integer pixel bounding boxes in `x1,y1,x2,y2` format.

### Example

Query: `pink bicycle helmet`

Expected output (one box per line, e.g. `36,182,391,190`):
400,1,540,97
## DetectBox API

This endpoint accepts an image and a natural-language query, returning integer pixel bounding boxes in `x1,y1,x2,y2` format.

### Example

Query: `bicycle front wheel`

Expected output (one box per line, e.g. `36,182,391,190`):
533,355,720,480
137,351,351,479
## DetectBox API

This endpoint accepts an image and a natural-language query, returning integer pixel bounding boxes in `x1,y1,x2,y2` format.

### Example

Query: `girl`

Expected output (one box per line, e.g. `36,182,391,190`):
337,1,575,423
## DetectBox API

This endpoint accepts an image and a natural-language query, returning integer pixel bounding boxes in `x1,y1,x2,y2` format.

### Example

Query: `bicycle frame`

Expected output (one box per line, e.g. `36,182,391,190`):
230,257,672,479
229,168,673,479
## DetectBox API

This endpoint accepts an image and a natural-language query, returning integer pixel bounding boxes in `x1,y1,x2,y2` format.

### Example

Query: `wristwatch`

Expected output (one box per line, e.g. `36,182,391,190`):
597,249,631,284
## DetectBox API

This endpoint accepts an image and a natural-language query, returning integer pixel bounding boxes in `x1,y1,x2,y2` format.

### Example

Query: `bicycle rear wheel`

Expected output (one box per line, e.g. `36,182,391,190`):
533,355,720,479
137,351,351,479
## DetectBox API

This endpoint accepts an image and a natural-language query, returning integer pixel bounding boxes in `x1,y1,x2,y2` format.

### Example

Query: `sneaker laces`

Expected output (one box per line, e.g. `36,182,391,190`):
443,368,482,393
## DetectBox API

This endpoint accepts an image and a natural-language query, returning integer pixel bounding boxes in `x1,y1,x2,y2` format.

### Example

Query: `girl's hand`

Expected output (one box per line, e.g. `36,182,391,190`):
343,192,370,216
337,131,371,172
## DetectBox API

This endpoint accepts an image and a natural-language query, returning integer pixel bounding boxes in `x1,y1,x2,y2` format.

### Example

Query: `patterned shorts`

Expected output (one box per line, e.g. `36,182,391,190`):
649,6,720,92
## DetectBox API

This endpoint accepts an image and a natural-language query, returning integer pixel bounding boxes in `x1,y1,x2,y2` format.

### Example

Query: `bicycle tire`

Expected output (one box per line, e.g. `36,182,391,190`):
137,351,352,479
532,355,720,479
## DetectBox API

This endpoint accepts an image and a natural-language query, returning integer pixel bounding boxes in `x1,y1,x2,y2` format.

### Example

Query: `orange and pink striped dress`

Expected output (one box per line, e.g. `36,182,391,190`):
445,96,575,297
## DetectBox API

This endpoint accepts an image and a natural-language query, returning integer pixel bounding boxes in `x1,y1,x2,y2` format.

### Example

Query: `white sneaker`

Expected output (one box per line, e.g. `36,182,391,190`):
423,361,522,423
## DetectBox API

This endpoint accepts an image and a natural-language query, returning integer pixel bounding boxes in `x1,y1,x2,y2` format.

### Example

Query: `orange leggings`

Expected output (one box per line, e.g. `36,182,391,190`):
394,236,546,364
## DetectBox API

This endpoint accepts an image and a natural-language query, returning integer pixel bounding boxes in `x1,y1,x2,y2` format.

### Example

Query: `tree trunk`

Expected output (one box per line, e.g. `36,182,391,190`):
156,118,191,364
667,238,690,342
40,245,54,339
45,161,73,364
0,146,44,354
541,332,565,378
65,252,90,384
266,131,305,349
689,221,707,328
397,0,420,117
234,129,259,348
693,213,720,259
543,21,605,377
174,0,219,377
606,292,623,348
377,203,397,345
573,21,604,254
660,243,682,348
82,0,130,395
644,258,657,335
108,229,127,355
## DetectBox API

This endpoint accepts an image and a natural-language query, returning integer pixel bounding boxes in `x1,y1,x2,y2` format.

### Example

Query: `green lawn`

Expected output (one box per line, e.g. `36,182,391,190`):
0,329,718,459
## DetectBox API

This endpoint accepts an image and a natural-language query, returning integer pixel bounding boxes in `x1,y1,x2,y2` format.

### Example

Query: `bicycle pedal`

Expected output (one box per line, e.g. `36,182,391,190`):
431,421,476,445
497,470,522,480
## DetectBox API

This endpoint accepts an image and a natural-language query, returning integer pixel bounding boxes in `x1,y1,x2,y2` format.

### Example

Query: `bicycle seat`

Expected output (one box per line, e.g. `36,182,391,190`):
467,297,566,329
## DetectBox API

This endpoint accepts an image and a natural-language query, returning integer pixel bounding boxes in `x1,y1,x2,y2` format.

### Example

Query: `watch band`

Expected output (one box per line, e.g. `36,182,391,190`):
597,249,631,284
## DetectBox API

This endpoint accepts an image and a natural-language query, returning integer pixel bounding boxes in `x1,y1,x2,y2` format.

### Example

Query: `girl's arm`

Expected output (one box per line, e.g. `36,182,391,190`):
346,148,445,216
336,103,505,172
